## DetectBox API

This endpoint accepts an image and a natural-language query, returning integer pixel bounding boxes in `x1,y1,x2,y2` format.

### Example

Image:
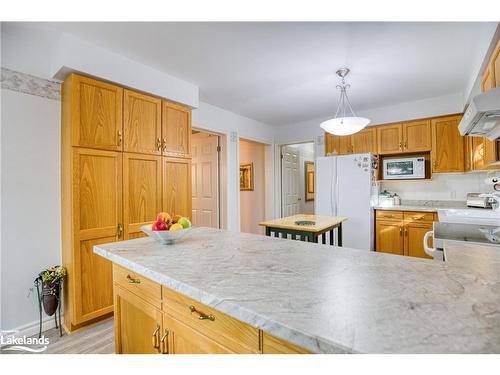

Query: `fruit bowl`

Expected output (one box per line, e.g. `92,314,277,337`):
141,224,192,245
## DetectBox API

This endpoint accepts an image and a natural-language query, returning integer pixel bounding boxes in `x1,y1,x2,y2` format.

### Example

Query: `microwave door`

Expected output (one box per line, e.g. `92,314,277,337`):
385,161,414,179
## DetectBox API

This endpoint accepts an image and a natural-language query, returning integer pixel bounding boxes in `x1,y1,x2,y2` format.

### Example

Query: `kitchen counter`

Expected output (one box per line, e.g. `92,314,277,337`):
374,199,468,212
94,227,500,353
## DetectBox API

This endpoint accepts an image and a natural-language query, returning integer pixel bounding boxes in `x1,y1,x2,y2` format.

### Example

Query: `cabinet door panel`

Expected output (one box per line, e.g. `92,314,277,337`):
163,157,192,218
377,124,402,154
337,136,353,154
73,148,122,323
375,220,404,255
163,314,234,354
123,153,162,239
403,120,431,152
431,116,464,173
324,133,334,155
124,90,162,155
162,101,191,157
406,223,433,259
352,128,376,154
71,75,123,151
114,286,162,354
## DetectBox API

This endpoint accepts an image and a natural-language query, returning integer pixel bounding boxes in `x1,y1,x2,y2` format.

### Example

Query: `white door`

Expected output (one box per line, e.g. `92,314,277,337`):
281,146,300,217
191,132,219,228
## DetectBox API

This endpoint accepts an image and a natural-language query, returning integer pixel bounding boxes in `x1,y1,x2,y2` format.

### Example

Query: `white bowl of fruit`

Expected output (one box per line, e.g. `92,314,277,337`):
141,212,192,245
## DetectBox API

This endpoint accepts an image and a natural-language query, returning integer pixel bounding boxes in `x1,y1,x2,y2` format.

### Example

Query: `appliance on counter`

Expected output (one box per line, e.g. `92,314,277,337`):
466,193,494,208
382,156,425,180
423,222,500,261
459,87,500,141
315,153,379,250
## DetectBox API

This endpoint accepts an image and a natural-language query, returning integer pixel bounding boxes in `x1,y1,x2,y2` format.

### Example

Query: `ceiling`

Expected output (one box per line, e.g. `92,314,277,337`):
34,22,495,126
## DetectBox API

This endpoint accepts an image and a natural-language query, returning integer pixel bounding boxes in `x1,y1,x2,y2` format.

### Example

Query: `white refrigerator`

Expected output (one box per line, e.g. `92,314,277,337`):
315,153,379,251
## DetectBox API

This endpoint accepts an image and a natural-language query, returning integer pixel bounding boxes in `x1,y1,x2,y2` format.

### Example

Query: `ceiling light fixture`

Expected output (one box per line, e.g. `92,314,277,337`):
320,68,370,136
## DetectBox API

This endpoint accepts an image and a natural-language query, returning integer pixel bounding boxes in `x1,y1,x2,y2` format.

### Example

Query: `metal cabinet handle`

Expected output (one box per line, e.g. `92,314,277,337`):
117,130,122,146
399,227,403,236
156,138,162,151
404,141,408,149
384,214,395,218
126,274,141,284
399,141,402,151
117,223,123,238
162,138,167,152
412,216,423,220
151,324,160,350
160,328,169,354
189,305,215,321
404,227,408,236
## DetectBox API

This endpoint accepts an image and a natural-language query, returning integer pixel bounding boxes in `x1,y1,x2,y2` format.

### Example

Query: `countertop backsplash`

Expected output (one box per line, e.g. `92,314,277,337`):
380,171,499,201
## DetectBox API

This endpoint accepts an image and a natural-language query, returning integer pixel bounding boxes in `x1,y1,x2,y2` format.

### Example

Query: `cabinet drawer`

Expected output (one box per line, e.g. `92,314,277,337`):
262,332,310,354
162,286,260,353
113,264,162,308
376,210,403,220
403,211,435,222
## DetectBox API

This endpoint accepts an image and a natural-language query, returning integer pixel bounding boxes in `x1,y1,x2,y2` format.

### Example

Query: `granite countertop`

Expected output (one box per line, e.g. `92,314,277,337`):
374,200,468,212
94,227,500,354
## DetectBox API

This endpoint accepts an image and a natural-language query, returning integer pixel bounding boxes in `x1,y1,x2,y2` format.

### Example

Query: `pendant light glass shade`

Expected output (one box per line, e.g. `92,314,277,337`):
320,68,370,136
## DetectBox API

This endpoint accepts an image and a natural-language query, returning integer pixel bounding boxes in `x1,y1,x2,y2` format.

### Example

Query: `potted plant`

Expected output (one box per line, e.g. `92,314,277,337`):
38,266,66,316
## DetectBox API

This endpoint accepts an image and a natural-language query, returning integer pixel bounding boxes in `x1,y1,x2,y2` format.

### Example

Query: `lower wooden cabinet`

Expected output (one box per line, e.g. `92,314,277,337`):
375,210,436,259
112,265,310,354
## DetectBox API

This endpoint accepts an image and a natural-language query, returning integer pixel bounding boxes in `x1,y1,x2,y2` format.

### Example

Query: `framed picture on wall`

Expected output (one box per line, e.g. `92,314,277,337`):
305,161,315,201
240,163,254,191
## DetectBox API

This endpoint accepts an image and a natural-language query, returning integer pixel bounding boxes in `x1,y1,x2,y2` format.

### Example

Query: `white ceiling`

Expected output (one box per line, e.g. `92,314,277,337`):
35,22,495,126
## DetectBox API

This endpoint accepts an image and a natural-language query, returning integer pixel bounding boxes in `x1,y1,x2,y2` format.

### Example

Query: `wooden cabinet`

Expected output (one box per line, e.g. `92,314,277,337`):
262,333,310,354
62,74,192,332
66,74,123,151
163,157,192,219
325,134,352,155
114,285,163,354
68,148,122,326
375,210,436,259
377,124,403,154
162,101,191,157
123,90,162,155
351,128,377,153
123,153,162,240
403,120,431,152
375,220,404,256
431,115,464,173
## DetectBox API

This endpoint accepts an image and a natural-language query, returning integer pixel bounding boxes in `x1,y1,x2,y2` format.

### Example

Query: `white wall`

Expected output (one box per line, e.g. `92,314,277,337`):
239,140,266,235
1,88,62,333
380,172,500,202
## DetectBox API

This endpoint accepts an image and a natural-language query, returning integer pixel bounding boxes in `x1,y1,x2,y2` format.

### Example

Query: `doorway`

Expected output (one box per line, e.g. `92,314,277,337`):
280,142,315,217
191,130,221,228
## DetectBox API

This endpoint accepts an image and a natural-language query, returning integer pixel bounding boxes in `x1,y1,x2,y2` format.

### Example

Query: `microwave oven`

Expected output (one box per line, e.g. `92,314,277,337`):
382,157,425,180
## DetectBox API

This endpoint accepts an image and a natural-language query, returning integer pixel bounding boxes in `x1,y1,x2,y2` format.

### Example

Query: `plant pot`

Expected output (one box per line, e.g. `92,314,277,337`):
41,280,60,316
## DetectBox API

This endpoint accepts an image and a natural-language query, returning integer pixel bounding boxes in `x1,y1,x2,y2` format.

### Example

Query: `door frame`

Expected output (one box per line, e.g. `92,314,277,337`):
276,140,316,218
191,127,225,229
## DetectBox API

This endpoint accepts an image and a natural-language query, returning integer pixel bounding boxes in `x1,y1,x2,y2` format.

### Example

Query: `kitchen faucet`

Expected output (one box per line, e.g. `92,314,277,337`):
479,192,500,212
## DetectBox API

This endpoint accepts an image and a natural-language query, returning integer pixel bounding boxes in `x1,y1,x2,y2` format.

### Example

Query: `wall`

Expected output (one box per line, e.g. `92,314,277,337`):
380,172,499,202
286,143,315,214
239,140,266,234
1,88,62,334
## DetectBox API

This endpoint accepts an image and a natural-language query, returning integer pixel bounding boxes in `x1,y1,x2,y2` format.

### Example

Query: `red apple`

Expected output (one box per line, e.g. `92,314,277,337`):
152,221,168,231
156,212,171,223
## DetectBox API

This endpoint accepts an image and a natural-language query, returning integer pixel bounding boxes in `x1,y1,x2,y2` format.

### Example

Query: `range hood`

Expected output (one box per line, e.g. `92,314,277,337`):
459,87,500,140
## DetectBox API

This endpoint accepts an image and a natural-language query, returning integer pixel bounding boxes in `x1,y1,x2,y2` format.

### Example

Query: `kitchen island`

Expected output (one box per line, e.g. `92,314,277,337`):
94,227,500,354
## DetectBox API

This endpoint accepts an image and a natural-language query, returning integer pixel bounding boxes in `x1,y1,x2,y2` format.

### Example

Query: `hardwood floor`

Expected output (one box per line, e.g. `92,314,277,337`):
1,318,114,354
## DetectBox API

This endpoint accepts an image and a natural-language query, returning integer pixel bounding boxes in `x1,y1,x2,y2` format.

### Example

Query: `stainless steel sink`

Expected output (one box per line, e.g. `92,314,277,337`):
438,208,500,226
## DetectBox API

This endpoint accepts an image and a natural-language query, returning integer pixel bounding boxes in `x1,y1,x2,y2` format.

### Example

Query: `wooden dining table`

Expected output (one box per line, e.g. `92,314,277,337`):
259,214,348,246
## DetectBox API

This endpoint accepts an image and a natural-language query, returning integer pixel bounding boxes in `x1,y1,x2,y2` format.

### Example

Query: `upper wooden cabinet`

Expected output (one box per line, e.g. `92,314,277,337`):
431,115,464,173
66,74,123,151
123,153,162,240
123,90,162,155
377,124,403,154
351,128,377,154
403,120,431,152
162,101,191,157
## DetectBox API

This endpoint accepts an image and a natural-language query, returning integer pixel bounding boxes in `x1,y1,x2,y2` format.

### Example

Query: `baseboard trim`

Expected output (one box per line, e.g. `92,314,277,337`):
3,314,64,339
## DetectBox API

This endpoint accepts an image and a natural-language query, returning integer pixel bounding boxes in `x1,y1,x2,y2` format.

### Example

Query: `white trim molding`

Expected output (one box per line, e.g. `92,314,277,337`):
1,67,61,101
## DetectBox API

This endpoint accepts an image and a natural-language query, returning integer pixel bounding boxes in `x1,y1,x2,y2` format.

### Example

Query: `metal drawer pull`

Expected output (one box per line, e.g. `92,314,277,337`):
412,216,423,220
151,324,160,349
383,214,394,218
189,305,215,321
126,274,141,284
160,328,169,354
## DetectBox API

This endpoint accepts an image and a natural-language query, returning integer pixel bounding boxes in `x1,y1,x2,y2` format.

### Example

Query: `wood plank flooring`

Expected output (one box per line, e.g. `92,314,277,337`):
1,318,114,354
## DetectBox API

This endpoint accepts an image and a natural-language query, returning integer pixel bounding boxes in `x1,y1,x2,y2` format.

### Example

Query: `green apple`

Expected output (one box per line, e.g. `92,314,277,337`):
178,217,191,229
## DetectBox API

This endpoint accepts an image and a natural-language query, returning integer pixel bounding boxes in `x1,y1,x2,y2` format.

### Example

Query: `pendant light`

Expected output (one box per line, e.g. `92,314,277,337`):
320,68,370,136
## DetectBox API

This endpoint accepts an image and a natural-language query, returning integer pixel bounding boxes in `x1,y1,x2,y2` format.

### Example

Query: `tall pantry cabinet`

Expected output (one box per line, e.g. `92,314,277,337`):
61,74,192,331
